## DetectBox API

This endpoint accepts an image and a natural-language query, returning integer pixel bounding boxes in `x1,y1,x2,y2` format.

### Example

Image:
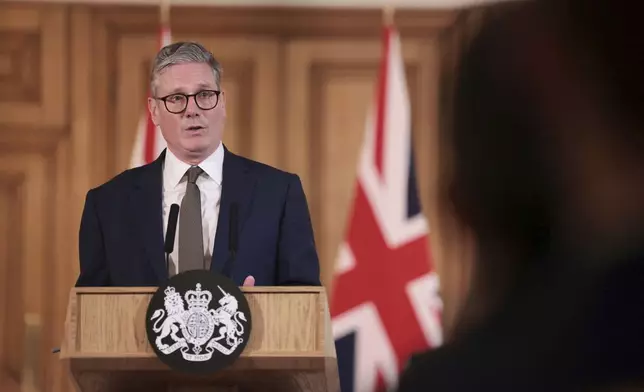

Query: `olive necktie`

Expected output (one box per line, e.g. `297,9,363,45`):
178,166,204,274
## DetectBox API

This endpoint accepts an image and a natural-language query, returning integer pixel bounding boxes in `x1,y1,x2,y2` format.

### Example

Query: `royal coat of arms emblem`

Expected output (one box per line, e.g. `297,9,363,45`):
145,270,252,373
150,283,247,361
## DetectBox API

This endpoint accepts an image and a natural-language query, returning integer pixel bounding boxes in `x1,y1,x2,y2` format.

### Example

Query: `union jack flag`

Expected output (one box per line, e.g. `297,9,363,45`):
330,22,443,392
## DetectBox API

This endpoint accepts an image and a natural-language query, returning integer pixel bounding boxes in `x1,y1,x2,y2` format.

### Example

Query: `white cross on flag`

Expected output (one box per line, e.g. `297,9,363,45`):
129,25,172,168
330,21,443,392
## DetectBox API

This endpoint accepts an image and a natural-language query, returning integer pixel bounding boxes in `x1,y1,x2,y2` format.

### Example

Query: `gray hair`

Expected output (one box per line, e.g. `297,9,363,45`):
150,41,222,96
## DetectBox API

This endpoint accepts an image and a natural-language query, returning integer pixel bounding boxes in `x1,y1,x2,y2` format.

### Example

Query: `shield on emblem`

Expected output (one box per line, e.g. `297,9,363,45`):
145,270,253,374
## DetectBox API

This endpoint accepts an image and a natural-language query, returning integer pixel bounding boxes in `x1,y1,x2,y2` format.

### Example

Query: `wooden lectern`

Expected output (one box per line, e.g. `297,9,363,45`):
60,286,340,392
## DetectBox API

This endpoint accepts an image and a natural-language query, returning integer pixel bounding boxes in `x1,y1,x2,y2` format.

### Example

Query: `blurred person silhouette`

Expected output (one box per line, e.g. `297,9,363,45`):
397,0,644,390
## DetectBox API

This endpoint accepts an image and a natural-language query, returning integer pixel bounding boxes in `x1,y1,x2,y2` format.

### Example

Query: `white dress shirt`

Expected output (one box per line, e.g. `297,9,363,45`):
162,143,224,274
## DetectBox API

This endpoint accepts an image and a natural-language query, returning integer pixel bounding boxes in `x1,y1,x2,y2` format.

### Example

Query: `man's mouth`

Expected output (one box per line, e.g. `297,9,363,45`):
186,125,204,131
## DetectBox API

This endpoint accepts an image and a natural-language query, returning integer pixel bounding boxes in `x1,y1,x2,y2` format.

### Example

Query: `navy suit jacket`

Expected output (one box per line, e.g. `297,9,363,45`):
75,146,321,287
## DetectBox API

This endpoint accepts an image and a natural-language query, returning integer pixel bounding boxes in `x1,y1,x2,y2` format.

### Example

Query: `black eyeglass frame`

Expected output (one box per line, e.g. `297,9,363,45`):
155,90,222,114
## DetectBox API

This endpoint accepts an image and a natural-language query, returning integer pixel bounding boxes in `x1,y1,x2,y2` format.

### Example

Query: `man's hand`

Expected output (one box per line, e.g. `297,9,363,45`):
243,275,255,287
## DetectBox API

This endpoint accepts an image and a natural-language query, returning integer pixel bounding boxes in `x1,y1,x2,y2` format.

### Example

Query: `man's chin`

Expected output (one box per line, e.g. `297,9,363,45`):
180,142,215,158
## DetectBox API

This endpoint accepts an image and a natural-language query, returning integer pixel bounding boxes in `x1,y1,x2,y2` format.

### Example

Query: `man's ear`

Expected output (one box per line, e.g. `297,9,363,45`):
220,89,226,106
147,97,159,125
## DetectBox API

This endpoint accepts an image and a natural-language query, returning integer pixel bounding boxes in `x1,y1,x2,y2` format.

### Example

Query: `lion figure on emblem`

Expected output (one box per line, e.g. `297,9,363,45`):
210,286,247,346
150,287,187,350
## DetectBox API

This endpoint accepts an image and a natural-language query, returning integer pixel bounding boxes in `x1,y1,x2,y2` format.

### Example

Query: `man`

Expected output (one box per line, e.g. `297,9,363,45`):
75,42,321,287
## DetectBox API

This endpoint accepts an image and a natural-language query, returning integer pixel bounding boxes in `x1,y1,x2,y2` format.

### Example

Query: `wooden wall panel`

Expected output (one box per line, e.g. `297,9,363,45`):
0,6,68,128
0,4,72,392
0,182,23,392
0,3,470,391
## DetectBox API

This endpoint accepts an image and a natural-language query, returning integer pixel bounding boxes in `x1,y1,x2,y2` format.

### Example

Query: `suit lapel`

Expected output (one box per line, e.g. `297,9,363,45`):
129,151,167,282
211,146,257,274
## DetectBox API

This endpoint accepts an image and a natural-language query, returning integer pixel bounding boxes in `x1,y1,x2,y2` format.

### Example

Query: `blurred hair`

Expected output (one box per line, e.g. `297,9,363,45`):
447,0,644,335
448,1,556,259
538,0,644,148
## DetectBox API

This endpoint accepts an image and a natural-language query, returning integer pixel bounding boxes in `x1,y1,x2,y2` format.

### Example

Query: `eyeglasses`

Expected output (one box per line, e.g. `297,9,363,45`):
155,90,221,114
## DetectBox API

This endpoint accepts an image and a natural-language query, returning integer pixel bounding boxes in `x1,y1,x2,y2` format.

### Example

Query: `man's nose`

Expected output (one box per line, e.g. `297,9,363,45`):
184,97,200,116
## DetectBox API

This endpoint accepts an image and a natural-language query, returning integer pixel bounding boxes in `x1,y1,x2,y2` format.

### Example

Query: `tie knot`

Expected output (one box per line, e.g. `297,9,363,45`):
186,166,204,184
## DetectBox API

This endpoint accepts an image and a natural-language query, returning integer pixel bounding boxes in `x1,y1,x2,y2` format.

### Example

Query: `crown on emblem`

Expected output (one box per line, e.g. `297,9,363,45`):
164,286,182,300
184,283,212,309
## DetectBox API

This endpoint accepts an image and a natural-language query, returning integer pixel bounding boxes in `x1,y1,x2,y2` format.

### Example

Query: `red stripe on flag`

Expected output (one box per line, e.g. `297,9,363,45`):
374,26,392,178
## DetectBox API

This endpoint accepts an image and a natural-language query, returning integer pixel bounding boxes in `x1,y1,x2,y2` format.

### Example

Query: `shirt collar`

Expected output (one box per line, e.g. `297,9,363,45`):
163,143,224,188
